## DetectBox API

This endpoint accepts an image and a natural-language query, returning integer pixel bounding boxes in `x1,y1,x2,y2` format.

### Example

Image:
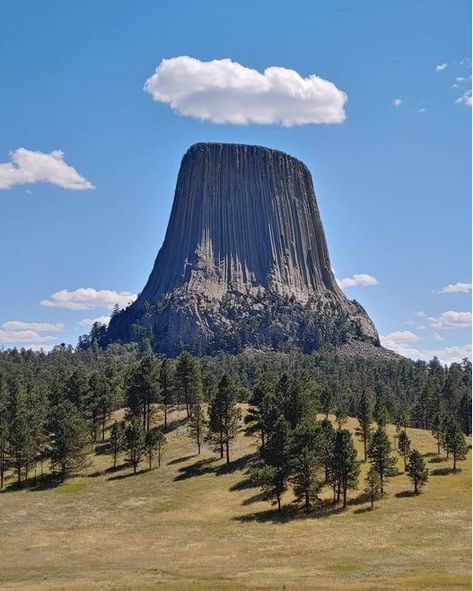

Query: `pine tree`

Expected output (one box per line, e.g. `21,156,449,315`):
125,418,145,473
0,378,9,489
255,415,291,511
355,389,374,461
367,426,397,493
406,449,429,494
144,427,166,470
8,383,35,485
109,420,126,469
443,416,469,471
207,375,240,463
288,420,323,513
174,352,201,418
431,408,446,455
49,400,90,482
365,465,381,508
126,355,160,431
397,430,411,471
318,418,336,483
159,358,173,430
188,389,206,454
330,429,360,508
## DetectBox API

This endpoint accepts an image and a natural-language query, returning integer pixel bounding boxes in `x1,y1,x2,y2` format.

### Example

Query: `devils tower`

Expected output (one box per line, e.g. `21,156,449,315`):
104,143,380,355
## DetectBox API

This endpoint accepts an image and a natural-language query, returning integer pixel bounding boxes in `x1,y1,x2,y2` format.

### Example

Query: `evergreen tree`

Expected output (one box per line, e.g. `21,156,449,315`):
0,379,9,489
397,430,411,471
125,418,145,473
288,420,323,513
406,449,429,494
159,358,173,430
367,426,397,493
330,429,360,508
144,427,166,470
431,408,446,455
355,389,374,461
109,420,126,469
49,400,90,482
8,383,35,484
126,355,160,431
207,374,240,463
174,352,200,418
443,415,469,471
365,465,381,508
188,388,206,454
318,418,336,483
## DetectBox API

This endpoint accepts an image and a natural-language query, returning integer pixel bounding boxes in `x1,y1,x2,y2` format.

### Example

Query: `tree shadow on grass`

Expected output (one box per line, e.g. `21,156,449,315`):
164,417,188,434
395,490,417,498
241,491,270,506
431,467,459,476
94,442,110,455
234,499,346,524
107,468,147,481
215,453,256,476
88,463,128,478
347,491,372,506
229,476,257,492
167,454,197,466
1,474,61,493
173,458,217,481
353,506,375,515
423,452,439,458
429,456,447,464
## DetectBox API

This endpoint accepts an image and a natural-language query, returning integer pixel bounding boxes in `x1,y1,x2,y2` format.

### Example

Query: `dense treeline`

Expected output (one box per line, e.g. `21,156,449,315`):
0,342,470,501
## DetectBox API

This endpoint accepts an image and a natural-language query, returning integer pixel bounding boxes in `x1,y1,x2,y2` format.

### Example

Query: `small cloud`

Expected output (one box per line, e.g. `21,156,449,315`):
40,288,137,311
77,315,111,328
381,330,471,363
433,332,444,342
0,321,64,332
336,273,378,289
382,330,420,343
0,148,94,191
455,77,466,83
440,282,472,294
428,310,472,329
435,62,448,72
418,107,427,113
455,90,472,107
393,98,402,107
143,56,347,126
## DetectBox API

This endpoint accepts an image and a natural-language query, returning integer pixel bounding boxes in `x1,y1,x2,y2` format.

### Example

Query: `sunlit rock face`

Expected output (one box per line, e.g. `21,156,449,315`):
104,143,380,355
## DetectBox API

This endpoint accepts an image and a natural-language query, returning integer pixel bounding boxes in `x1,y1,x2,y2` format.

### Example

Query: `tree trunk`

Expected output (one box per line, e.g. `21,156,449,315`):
197,439,201,455
164,406,167,430
453,452,457,471
363,434,367,462
113,452,117,469
158,447,161,467
305,491,310,514
277,493,281,512
370,492,374,508
414,480,418,494
17,466,21,485
219,430,224,459
226,440,230,464
343,486,347,509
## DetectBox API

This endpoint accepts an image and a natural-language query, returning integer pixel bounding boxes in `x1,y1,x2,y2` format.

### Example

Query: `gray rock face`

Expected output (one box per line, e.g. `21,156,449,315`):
105,143,380,355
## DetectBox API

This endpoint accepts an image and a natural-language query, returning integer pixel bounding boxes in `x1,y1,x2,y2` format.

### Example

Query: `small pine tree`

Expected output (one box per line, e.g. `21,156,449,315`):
159,358,173,430
431,409,446,455
397,430,411,471
125,418,145,474
207,375,240,463
258,415,291,511
109,421,126,469
144,427,165,470
188,391,206,454
355,389,374,461
444,416,469,471
365,465,381,508
406,449,429,494
367,426,397,493
330,429,360,508
50,400,90,482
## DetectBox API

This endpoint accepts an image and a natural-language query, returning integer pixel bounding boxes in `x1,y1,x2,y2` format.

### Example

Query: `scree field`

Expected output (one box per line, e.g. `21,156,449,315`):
0,411,470,591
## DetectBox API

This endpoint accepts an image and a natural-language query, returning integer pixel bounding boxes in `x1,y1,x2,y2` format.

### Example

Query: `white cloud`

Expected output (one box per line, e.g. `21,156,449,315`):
0,329,57,345
77,315,111,328
336,274,378,289
455,90,472,107
381,330,471,364
455,77,466,83
392,98,402,107
441,282,472,293
418,107,427,113
0,320,64,332
428,310,472,329
41,288,137,310
0,148,94,191
435,62,448,72
143,56,347,126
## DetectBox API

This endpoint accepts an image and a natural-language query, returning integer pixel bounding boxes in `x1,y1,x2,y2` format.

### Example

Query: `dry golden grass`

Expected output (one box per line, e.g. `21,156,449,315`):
0,410,470,591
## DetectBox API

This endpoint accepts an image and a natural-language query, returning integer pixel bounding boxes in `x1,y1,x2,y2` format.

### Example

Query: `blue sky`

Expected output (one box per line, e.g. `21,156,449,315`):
0,0,471,363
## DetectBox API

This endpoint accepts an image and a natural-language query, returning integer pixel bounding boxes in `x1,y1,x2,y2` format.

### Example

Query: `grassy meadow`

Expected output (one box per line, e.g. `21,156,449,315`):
0,409,470,591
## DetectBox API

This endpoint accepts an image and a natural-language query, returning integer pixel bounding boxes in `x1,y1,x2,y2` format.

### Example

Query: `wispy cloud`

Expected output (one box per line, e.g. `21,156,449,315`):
336,274,378,289
428,310,472,329
440,282,472,294
435,62,448,72
40,288,136,310
0,148,94,191
381,330,471,364
0,321,63,332
144,56,347,126
455,90,472,107
77,316,111,328
392,98,402,107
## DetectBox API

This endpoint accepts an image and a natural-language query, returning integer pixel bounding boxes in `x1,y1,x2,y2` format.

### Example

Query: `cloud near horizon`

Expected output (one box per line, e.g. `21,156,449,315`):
428,310,472,329
40,288,137,311
440,282,472,293
380,330,471,364
336,273,378,289
0,148,94,190
144,56,347,126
